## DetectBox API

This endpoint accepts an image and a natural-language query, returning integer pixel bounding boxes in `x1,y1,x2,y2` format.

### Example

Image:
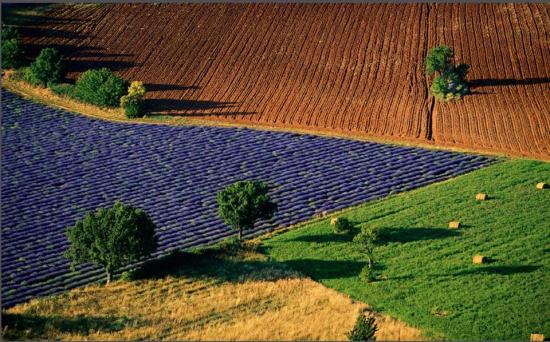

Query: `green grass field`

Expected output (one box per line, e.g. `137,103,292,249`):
262,160,550,340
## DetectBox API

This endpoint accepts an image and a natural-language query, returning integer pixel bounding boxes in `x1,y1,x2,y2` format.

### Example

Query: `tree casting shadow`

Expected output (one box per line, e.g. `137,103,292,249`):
469,77,550,88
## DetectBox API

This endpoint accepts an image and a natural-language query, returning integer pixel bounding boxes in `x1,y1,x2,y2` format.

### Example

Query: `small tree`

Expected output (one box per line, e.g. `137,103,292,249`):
425,45,469,101
1,25,23,69
29,47,64,87
120,81,146,118
217,180,277,241
353,226,378,282
347,311,378,341
65,201,158,283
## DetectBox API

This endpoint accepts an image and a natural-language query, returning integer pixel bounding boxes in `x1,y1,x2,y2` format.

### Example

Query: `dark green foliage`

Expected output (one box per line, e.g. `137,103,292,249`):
28,48,63,87
74,68,128,107
332,217,353,234
1,25,23,69
48,82,75,98
425,45,469,101
425,45,453,76
19,66,40,86
65,201,158,283
122,99,141,118
346,312,378,341
353,226,378,282
217,180,277,241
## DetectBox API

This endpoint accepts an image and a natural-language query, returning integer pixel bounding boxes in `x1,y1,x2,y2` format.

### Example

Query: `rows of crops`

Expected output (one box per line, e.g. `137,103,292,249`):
1,91,495,307
16,3,550,159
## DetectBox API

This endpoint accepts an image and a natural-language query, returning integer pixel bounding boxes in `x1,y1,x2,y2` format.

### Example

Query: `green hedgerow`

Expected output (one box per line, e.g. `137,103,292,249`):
74,68,128,107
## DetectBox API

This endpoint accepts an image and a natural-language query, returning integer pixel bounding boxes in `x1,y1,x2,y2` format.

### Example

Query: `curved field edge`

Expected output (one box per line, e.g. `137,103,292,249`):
11,3,550,161
1,77,525,162
261,160,550,340
1,244,422,341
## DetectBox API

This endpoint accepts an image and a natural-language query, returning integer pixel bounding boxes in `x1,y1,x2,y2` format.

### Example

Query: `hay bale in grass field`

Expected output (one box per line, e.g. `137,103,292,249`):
472,255,487,264
530,334,544,341
536,182,547,189
475,193,488,201
448,221,461,229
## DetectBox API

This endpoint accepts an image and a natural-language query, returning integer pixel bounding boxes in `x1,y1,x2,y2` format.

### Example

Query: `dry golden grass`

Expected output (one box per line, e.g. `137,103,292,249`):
3,244,422,341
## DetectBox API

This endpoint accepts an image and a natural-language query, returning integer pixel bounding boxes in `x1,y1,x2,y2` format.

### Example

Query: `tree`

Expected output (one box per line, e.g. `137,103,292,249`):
74,68,128,107
65,201,158,283
120,81,146,118
425,45,469,101
347,311,378,341
217,180,277,241
1,25,23,69
29,47,64,87
353,226,378,282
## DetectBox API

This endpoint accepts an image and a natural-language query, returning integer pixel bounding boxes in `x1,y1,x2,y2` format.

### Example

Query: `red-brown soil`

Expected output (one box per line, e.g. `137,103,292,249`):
14,3,550,160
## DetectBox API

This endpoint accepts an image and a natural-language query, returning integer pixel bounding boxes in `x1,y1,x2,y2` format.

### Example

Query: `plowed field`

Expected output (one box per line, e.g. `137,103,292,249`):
14,3,550,159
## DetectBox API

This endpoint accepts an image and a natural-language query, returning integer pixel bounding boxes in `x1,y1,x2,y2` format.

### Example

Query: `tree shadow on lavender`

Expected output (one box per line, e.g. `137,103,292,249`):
1,313,134,340
377,227,461,245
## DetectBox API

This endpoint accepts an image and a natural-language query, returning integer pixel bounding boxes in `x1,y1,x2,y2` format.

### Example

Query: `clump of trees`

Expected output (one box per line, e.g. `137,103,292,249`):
23,47,64,87
425,45,469,101
65,201,158,283
217,180,278,242
347,311,378,341
331,216,354,234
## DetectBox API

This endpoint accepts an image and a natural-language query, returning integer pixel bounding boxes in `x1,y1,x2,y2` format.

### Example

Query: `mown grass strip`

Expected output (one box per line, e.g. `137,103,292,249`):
262,160,550,340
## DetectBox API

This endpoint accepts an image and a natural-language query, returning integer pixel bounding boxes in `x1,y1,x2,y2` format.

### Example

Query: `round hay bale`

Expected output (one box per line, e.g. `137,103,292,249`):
475,193,488,201
472,255,487,264
535,182,547,189
448,221,461,229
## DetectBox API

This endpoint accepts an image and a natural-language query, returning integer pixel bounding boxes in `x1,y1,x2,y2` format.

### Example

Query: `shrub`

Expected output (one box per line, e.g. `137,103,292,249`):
28,47,63,87
425,45,469,101
120,81,146,118
347,312,378,341
65,201,158,283
217,180,278,241
74,68,128,107
331,216,353,234
19,66,41,86
48,82,75,98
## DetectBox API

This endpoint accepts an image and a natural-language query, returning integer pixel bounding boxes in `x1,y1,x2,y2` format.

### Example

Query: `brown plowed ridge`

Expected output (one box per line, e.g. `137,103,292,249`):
16,3,550,160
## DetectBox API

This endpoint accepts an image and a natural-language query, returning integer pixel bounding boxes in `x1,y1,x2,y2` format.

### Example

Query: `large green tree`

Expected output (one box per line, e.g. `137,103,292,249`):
65,201,158,283
217,180,277,241
425,44,469,101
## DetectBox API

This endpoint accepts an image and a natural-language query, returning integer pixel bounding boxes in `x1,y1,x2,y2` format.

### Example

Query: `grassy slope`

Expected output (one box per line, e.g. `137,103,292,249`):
2,242,421,341
262,160,550,340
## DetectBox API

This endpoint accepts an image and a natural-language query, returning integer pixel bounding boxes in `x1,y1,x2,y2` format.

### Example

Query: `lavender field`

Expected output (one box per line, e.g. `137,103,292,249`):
1,91,496,307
